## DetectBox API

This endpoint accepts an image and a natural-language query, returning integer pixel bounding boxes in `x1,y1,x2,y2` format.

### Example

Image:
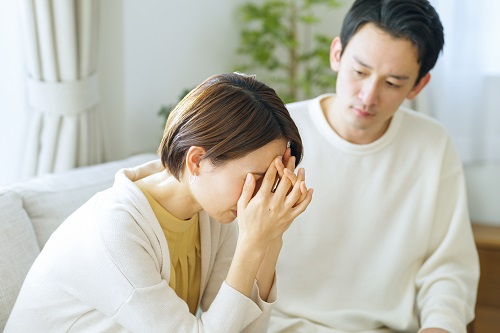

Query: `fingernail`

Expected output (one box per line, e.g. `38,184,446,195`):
299,168,305,175
246,173,252,182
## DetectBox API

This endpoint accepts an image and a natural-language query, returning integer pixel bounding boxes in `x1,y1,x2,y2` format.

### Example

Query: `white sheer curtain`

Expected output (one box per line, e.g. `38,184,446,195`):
19,0,103,177
419,0,500,163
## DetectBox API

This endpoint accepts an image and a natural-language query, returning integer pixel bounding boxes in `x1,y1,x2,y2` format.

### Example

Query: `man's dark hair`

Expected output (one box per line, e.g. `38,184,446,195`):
340,0,444,84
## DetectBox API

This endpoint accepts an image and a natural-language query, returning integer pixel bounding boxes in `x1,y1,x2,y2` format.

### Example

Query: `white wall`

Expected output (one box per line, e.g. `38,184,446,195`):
122,0,250,156
98,0,350,160
112,0,350,158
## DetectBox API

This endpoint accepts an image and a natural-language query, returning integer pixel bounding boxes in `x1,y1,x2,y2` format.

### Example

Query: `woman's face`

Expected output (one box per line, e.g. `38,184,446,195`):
191,139,287,223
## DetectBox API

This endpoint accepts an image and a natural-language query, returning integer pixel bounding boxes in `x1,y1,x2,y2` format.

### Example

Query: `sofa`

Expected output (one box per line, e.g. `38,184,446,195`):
0,153,158,330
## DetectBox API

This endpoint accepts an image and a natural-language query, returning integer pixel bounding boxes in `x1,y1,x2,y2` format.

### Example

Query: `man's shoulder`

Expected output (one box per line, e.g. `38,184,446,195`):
285,94,332,119
285,98,315,113
399,106,448,137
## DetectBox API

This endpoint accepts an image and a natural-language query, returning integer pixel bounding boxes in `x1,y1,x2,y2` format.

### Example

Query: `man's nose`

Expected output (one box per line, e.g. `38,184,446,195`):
359,78,379,106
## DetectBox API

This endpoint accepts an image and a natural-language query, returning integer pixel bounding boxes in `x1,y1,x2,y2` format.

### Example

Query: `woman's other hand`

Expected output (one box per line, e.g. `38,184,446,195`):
237,155,313,248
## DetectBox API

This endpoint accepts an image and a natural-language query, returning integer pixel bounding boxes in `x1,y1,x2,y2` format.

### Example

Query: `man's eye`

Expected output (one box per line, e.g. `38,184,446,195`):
353,70,366,77
387,81,401,88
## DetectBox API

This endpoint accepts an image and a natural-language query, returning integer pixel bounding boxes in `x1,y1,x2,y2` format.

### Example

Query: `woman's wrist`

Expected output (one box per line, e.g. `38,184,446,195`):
255,236,283,300
225,236,268,298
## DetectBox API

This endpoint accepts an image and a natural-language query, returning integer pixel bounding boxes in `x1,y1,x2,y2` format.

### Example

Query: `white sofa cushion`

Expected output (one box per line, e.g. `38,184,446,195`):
12,153,158,248
0,191,40,329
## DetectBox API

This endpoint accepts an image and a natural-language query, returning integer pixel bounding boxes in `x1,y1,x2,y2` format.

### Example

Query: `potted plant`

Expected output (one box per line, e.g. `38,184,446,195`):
235,0,341,103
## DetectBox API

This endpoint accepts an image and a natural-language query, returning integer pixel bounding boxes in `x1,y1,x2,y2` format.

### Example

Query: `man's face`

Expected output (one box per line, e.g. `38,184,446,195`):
329,23,429,144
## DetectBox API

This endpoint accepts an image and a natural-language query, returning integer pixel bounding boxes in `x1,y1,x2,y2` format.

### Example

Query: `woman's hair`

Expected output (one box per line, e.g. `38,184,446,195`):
158,73,303,180
340,0,444,84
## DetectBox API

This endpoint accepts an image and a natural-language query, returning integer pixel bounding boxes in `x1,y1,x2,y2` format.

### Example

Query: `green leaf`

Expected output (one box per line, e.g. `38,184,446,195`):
299,14,320,24
233,0,340,103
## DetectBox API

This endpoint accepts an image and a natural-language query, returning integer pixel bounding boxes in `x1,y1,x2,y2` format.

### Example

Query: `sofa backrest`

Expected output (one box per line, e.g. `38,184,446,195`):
0,153,157,330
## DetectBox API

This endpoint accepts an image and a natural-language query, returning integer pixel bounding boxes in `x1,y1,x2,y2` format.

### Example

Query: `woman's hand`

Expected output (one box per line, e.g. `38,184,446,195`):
276,147,309,207
226,155,312,298
236,155,313,249
123,159,164,181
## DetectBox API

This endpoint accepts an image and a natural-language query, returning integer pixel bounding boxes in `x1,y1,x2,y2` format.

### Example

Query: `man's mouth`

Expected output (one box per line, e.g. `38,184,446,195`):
353,107,374,117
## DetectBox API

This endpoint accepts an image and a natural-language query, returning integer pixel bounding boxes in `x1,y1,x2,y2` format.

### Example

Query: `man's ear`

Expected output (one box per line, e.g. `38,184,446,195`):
330,37,342,72
185,146,206,175
407,73,431,100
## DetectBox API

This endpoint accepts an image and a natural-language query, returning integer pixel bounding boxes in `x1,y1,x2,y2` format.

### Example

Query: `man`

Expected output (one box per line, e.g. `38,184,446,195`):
271,0,479,332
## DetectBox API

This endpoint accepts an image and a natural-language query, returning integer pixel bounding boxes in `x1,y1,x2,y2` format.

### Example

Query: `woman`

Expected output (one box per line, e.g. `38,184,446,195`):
6,73,313,332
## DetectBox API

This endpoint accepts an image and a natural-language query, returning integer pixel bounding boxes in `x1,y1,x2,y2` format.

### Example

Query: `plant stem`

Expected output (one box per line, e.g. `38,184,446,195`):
289,0,298,101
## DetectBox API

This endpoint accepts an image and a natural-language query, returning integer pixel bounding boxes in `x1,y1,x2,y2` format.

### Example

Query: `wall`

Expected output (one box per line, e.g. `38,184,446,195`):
121,0,253,157
102,0,350,159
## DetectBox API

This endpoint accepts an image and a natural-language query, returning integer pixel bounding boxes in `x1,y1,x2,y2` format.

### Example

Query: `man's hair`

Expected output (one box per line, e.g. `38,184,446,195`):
158,73,303,180
340,0,444,84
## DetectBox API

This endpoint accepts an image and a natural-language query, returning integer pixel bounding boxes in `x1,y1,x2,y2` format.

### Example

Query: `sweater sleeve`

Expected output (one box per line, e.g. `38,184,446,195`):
415,138,480,333
199,220,277,333
113,280,264,332
241,279,278,333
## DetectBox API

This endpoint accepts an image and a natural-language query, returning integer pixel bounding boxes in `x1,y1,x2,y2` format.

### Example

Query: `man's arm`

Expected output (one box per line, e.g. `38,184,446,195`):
416,139,479,333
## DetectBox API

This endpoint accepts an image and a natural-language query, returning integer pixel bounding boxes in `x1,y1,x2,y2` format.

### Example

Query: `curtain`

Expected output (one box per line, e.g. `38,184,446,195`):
418,0,500,163
19,0,103,177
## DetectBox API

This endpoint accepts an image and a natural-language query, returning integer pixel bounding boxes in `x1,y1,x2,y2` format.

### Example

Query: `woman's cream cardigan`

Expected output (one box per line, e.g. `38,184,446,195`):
6,161,276,332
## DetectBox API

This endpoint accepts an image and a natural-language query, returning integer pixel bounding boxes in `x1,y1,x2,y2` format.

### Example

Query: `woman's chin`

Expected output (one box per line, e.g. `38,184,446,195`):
211,211,237,224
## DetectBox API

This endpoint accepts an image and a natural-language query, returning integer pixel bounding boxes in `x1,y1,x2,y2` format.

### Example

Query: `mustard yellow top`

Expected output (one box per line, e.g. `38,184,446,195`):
139,187,201,314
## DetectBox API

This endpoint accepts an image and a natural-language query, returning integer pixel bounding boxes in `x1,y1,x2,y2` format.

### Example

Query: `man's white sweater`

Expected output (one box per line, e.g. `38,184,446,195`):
270,94,479,333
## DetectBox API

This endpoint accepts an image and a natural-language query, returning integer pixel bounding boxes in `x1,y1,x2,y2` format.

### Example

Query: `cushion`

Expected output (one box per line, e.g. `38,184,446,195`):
0,190,40,330
12,153,158,248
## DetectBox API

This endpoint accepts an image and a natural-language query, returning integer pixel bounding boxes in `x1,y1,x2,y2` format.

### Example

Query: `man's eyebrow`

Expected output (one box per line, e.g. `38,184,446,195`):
353,56,410,80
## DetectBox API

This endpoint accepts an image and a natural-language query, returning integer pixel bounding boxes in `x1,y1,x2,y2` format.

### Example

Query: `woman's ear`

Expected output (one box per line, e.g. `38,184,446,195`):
330,37,342,72
185,146,206,176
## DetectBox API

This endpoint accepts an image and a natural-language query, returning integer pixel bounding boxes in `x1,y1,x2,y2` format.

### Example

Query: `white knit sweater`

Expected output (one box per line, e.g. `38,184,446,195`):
270,94,479,333
6,167,275,333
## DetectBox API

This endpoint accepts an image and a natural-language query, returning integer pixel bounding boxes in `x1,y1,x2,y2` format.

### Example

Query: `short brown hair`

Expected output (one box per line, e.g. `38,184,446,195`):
158,73,303,180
